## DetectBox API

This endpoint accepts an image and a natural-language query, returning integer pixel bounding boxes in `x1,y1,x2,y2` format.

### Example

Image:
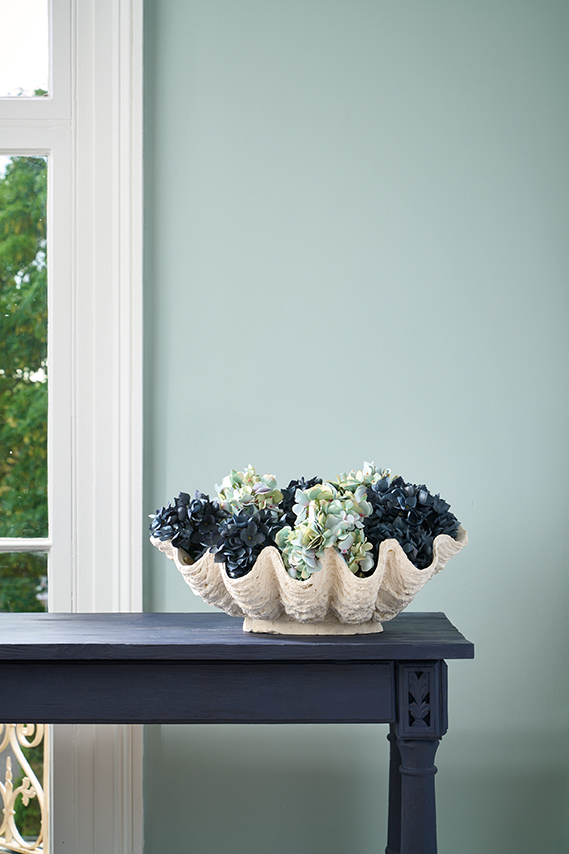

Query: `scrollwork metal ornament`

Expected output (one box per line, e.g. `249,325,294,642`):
0,724,47,853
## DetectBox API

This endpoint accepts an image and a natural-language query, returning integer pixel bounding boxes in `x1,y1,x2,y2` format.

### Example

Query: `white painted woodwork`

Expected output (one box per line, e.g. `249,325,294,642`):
0,1,144,851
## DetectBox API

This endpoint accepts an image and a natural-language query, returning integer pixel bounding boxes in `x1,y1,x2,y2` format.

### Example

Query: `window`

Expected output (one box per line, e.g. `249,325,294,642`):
0,150,49,853
0,0,49,98
0,2,143,851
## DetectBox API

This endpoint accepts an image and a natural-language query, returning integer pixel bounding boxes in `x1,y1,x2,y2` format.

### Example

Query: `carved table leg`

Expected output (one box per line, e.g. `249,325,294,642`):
396,737,440,854
386,724,402,854
393,661,448,854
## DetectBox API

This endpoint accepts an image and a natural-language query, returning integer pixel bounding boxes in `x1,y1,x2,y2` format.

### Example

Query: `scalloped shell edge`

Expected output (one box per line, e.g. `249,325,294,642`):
150,526,467,633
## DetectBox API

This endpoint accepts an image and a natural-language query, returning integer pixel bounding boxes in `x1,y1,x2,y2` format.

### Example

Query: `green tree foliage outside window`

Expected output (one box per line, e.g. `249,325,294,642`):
0,156,48,541
0,156,48,613
0,156,48,845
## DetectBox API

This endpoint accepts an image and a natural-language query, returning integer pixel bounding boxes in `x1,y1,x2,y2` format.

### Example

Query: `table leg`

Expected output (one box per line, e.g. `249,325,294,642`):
391,661,447,854
396,736,440,854
386,724,402,854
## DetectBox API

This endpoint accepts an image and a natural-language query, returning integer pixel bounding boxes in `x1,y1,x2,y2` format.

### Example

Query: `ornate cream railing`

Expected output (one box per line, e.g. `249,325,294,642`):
0,725,47,854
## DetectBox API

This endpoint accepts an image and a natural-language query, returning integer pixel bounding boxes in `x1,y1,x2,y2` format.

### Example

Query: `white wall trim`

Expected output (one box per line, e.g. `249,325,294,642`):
52,1,144,851
0,1,144,851
69,0,143,614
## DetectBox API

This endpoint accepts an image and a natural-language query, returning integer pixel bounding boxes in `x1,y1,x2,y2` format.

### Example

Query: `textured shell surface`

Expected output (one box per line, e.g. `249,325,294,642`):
151,526,468,635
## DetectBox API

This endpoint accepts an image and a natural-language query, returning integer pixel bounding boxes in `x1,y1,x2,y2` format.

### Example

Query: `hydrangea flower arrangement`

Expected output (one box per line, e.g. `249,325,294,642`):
149,462,461,581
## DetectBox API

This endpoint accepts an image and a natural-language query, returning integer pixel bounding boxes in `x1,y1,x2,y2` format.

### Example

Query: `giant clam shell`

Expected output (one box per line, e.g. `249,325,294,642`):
151,526,467,634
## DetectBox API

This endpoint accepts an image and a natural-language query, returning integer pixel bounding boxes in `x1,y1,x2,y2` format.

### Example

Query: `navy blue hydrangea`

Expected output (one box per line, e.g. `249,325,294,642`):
364,477,460,570
208,506,284,578
149,491,227,561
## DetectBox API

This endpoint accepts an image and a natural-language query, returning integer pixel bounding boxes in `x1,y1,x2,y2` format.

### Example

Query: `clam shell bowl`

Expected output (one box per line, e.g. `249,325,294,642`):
151,526,468,635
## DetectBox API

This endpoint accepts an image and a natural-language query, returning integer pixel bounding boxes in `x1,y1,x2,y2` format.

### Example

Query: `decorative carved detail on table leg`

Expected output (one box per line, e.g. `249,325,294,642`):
397,661,447,739
389,661,448,854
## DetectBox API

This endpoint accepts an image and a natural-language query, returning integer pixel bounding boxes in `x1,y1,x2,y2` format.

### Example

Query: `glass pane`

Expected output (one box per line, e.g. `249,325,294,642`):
0,0,49,97
0,156,48,538
0,552,47,613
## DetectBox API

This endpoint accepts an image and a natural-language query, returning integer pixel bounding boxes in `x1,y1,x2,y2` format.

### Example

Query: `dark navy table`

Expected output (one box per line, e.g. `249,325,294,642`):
0,611,473,854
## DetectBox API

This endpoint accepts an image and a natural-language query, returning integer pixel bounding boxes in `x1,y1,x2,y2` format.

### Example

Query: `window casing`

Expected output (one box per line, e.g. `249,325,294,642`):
0,2,143,851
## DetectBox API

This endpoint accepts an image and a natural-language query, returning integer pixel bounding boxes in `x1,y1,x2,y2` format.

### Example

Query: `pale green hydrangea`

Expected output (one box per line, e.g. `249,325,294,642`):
275,480,375,580
215,465,283,515
335,461,391,492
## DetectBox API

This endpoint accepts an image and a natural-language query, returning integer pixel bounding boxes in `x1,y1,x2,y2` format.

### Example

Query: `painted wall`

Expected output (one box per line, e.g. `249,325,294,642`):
144,2,569,852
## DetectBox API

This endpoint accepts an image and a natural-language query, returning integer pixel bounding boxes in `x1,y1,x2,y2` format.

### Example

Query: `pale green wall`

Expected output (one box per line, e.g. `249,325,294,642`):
143,2,569,852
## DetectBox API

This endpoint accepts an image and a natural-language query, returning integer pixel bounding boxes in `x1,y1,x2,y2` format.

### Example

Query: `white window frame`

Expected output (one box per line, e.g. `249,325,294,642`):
0,2,143,852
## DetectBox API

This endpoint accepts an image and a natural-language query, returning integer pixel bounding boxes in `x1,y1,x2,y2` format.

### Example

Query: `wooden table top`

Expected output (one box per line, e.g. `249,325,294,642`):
0,611,474,661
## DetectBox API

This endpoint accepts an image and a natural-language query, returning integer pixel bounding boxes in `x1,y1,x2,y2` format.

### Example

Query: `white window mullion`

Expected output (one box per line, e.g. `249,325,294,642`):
0,540,52,552
48,122,74,611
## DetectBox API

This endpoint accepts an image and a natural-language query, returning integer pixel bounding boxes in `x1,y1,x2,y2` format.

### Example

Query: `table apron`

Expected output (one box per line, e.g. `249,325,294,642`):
0,660,395,724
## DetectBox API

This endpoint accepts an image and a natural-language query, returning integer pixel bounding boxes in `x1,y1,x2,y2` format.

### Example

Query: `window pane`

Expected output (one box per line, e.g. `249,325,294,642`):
0,552,47,613
0,0,49,97
0,156,48,538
